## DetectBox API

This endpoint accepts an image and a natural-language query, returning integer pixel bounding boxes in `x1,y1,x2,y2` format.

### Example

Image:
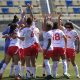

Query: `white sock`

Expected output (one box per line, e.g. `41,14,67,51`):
20,66,25,77
44,59,51,75
0,63,7,74
10,62,14,76
74,65,79,76
52,61,58,77
14,65,20,76
62,60,68,74
31,67,36,77
42,67,46,74
26,67,31,78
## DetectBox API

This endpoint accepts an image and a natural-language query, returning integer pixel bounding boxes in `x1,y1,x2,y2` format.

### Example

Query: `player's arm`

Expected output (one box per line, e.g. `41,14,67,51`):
46,39,51,52
63,35,67,51
17,36,24,41
58,14,64,30
2,34,10,38
76,36,80,53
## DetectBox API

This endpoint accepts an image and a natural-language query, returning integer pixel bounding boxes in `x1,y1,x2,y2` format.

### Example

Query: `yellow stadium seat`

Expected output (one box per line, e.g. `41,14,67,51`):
33,7,40,14
67,7,73,13
60,1,66,6
3,14,10,20
9,7,15,13
13,1,19,6
0,15,3,21
2,1,7,6
18,1,25,6
72,1,79,6
54,0,61,6
14,8,20,14
55,7,61,13
0,8,2,13
61,7,67,13
31,0,39,7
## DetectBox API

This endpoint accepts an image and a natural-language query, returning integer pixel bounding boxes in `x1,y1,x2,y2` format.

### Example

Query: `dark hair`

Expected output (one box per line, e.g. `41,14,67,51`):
26,17,33,26
9,23,17,34
52,22,58,29
12,15,19,23
64,22,74,29
46,23,52,30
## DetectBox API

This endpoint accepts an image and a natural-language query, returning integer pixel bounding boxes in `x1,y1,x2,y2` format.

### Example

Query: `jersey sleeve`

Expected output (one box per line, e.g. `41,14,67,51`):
73,30,78,38
46,32,52,39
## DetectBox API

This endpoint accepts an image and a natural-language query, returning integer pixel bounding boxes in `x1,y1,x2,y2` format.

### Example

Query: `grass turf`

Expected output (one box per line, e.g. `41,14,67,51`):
0,51,80,80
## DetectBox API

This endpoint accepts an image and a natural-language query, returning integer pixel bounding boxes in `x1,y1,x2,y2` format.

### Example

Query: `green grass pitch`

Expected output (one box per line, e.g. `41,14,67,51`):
0,51,80,80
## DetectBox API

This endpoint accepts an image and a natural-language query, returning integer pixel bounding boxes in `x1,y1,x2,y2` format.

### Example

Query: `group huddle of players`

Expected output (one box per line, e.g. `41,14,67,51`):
0,4,80,80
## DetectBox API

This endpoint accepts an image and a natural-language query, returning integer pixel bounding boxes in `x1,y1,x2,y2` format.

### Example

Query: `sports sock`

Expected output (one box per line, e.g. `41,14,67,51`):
14,65,20,76
9,62,14,76
31,67,36,77
44,59,51,75
0,63,7,74
26,67,31,78
52,61,58,77
62,60,68,74
74,65,79,76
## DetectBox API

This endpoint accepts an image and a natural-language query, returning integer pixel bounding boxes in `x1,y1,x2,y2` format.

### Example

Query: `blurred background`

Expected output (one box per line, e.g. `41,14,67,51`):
0,0,80,51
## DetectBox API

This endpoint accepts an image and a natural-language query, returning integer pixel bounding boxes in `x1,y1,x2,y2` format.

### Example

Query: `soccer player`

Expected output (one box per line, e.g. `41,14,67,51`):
17,17,39,79
58,15,80,78
0,24,20,80
42,21,53,80
52,22,69,79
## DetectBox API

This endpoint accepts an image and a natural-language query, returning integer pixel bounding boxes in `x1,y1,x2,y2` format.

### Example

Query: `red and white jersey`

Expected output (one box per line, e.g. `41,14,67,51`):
9,31,19,47
18,29,24,49
21,27,35,48
52,29,65,48
31,22,40,44
43,30,53,50
64,29,78,49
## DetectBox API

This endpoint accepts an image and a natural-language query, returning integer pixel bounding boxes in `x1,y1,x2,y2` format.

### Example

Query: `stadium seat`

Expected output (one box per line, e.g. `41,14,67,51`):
25,0,32,5
32,0,39,7
1,1,7,6
68,7,73,13
9,7,15,13
61,7,67,13
13,1,19,6
72,1,79,6
3,14,10,20
55,7,61,13
73,8,80,13
2,8,9,14
54,0,61,6
66,0,72,6
33,7,40,14
18,1,25,6
0,15,3,21
7,1,13,7
60,1,66,6
26,8,31,13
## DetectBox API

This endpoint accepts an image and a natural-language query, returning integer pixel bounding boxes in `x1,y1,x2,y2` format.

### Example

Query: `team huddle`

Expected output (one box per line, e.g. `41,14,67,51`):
0,4,80,80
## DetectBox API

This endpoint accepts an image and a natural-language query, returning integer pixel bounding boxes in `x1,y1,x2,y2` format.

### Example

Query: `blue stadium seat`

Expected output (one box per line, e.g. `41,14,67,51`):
26,8,31,13
2,8,9,13
7,1,13,6
25,0,32,5
66,0,72,6
73,8,80,13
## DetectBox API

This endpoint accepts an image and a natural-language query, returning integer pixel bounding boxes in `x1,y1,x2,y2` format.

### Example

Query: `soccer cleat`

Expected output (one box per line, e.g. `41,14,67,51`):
46,75,53,80
43,74,46,77
63,73,70,79
15,75,21,80
9,74,15,78
0,73,2,80
76,75,80,79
